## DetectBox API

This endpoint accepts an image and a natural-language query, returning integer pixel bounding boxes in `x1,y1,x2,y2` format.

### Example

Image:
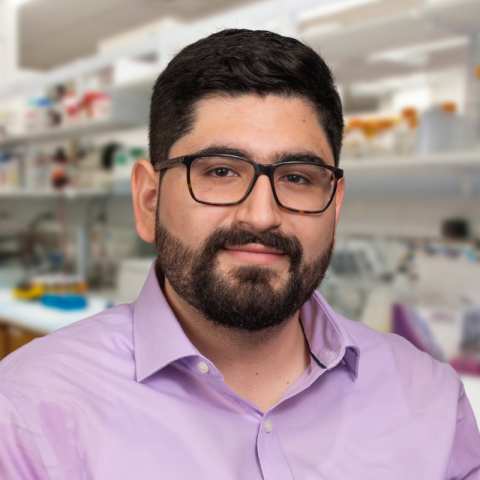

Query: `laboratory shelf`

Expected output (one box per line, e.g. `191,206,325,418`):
0,90,149,149
0,188,133,199
424,0,480,30
0,36,159,102
341,149,480,199
341,149,480,172
0,120,134,149
304,11,449,66
0,188,109,199
302,0,477,84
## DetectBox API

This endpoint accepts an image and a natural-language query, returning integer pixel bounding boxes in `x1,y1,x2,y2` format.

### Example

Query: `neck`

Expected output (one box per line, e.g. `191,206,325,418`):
163,278,310,412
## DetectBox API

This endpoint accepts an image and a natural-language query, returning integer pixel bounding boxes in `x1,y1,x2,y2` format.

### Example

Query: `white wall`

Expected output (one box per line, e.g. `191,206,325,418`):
0,0,16,87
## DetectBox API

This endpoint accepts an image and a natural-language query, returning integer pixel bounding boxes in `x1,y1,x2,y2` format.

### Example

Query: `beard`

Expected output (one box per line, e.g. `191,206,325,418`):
155,220,334,333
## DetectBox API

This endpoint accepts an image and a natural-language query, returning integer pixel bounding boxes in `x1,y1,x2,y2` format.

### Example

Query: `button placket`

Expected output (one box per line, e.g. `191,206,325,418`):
257,412,294,480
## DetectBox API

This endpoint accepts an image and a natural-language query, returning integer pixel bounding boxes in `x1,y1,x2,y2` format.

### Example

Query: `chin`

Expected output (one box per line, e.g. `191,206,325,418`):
223,264,284,287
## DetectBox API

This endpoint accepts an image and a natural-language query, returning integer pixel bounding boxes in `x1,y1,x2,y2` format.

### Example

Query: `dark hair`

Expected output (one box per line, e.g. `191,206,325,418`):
149,29,344,168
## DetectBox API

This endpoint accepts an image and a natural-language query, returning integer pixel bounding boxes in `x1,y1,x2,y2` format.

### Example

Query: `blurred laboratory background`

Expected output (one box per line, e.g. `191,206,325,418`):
0,0,479,419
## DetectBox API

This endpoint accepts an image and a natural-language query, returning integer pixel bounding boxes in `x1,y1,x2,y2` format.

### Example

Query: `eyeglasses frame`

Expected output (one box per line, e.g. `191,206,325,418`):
154,154,344,214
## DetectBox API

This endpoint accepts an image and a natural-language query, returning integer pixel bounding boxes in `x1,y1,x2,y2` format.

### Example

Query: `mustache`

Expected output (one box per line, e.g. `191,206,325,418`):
201,225,304,268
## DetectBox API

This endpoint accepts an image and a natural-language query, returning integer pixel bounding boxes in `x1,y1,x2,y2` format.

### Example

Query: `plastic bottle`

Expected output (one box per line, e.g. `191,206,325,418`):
33,151,51,190
371,119,395,157
394,108,418,156
418,102,458,154
62,90,78,125
51,148,69,189
343,118,367,158
0,152,20,191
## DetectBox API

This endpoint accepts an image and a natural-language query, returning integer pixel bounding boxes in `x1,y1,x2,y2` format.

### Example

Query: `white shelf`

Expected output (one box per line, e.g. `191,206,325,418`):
302,0,476,84
0,119,134,149
0,189,106,199
424,0,480,30
0,90,149,149
341,149,480,172
304,12,448,66
340,150,480,199
0,187,131,199
114,75,157,95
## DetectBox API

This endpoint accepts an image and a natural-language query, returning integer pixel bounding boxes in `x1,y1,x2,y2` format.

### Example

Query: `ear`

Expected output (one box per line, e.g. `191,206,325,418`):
332,177,345,250
131,159,159,243
334,177,345,231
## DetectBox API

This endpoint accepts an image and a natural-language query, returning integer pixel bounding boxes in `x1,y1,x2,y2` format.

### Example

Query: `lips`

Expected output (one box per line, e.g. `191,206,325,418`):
224,244,284,255
223,244,285,265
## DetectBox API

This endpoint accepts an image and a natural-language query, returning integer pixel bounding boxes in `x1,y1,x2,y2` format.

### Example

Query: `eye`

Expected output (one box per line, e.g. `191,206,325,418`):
209,167,237,177
214,168,229,177
283,174,308,184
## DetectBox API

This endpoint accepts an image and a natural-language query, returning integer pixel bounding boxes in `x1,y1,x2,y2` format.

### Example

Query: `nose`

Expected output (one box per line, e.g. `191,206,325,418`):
234,174,282,233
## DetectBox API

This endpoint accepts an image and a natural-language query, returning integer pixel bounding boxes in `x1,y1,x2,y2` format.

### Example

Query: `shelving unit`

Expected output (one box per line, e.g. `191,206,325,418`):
0,0,477,148
0,0,477,203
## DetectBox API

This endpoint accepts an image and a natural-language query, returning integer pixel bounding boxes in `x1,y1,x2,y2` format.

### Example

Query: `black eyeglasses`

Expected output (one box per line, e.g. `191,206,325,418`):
154,154,343,214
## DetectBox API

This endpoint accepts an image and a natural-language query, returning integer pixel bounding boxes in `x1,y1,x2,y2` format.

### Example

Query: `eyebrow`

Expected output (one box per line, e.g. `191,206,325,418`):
189,145,328,166
191,145,250,159
274,151,327,166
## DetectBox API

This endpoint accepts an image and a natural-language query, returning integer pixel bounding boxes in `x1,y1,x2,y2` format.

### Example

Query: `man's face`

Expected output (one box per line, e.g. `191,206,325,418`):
154,94,344,331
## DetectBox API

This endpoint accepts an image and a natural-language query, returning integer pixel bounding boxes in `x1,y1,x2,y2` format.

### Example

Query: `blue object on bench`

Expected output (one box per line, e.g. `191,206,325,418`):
41,294,88,310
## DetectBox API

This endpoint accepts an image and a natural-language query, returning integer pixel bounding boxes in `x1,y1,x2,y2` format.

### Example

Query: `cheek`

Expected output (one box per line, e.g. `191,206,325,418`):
291,214,335,260
158,175,233,246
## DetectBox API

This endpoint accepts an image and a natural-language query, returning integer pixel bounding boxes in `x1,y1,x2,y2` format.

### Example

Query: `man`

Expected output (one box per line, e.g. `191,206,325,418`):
0,29,479,479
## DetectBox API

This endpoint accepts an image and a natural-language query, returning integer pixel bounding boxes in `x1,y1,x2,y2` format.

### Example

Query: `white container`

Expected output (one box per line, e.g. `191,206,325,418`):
343,120,367,159
25,152,51,190
0,153,20,191
418,105,476,154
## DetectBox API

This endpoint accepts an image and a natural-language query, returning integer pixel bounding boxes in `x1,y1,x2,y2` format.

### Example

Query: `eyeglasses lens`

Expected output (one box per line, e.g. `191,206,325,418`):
190,156,254,205
274,163,335,212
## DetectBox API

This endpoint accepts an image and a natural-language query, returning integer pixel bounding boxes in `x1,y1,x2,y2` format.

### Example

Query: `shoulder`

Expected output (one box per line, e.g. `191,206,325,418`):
0,303,135,384
336,313,462,401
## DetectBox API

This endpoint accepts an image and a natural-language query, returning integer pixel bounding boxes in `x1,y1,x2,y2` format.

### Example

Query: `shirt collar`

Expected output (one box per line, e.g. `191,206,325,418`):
133,262,200,382
302,291,360,380
133,260,360,382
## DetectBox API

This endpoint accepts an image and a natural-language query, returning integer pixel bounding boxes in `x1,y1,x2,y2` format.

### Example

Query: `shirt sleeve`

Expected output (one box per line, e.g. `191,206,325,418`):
447,382,480,480
0,391,51,480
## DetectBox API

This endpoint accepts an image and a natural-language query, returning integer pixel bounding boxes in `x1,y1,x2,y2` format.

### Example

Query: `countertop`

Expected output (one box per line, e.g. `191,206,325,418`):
0,289,111,335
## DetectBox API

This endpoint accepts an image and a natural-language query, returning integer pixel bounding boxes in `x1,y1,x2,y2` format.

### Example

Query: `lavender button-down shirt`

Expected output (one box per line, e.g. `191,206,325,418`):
0,263,479,479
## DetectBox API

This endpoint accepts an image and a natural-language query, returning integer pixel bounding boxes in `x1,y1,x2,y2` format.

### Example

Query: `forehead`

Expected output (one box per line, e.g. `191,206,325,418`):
170,94,334,166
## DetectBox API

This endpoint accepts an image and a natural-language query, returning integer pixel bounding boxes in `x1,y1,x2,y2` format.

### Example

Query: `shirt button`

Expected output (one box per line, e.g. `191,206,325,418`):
197,361,209,374
264,419,273,433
